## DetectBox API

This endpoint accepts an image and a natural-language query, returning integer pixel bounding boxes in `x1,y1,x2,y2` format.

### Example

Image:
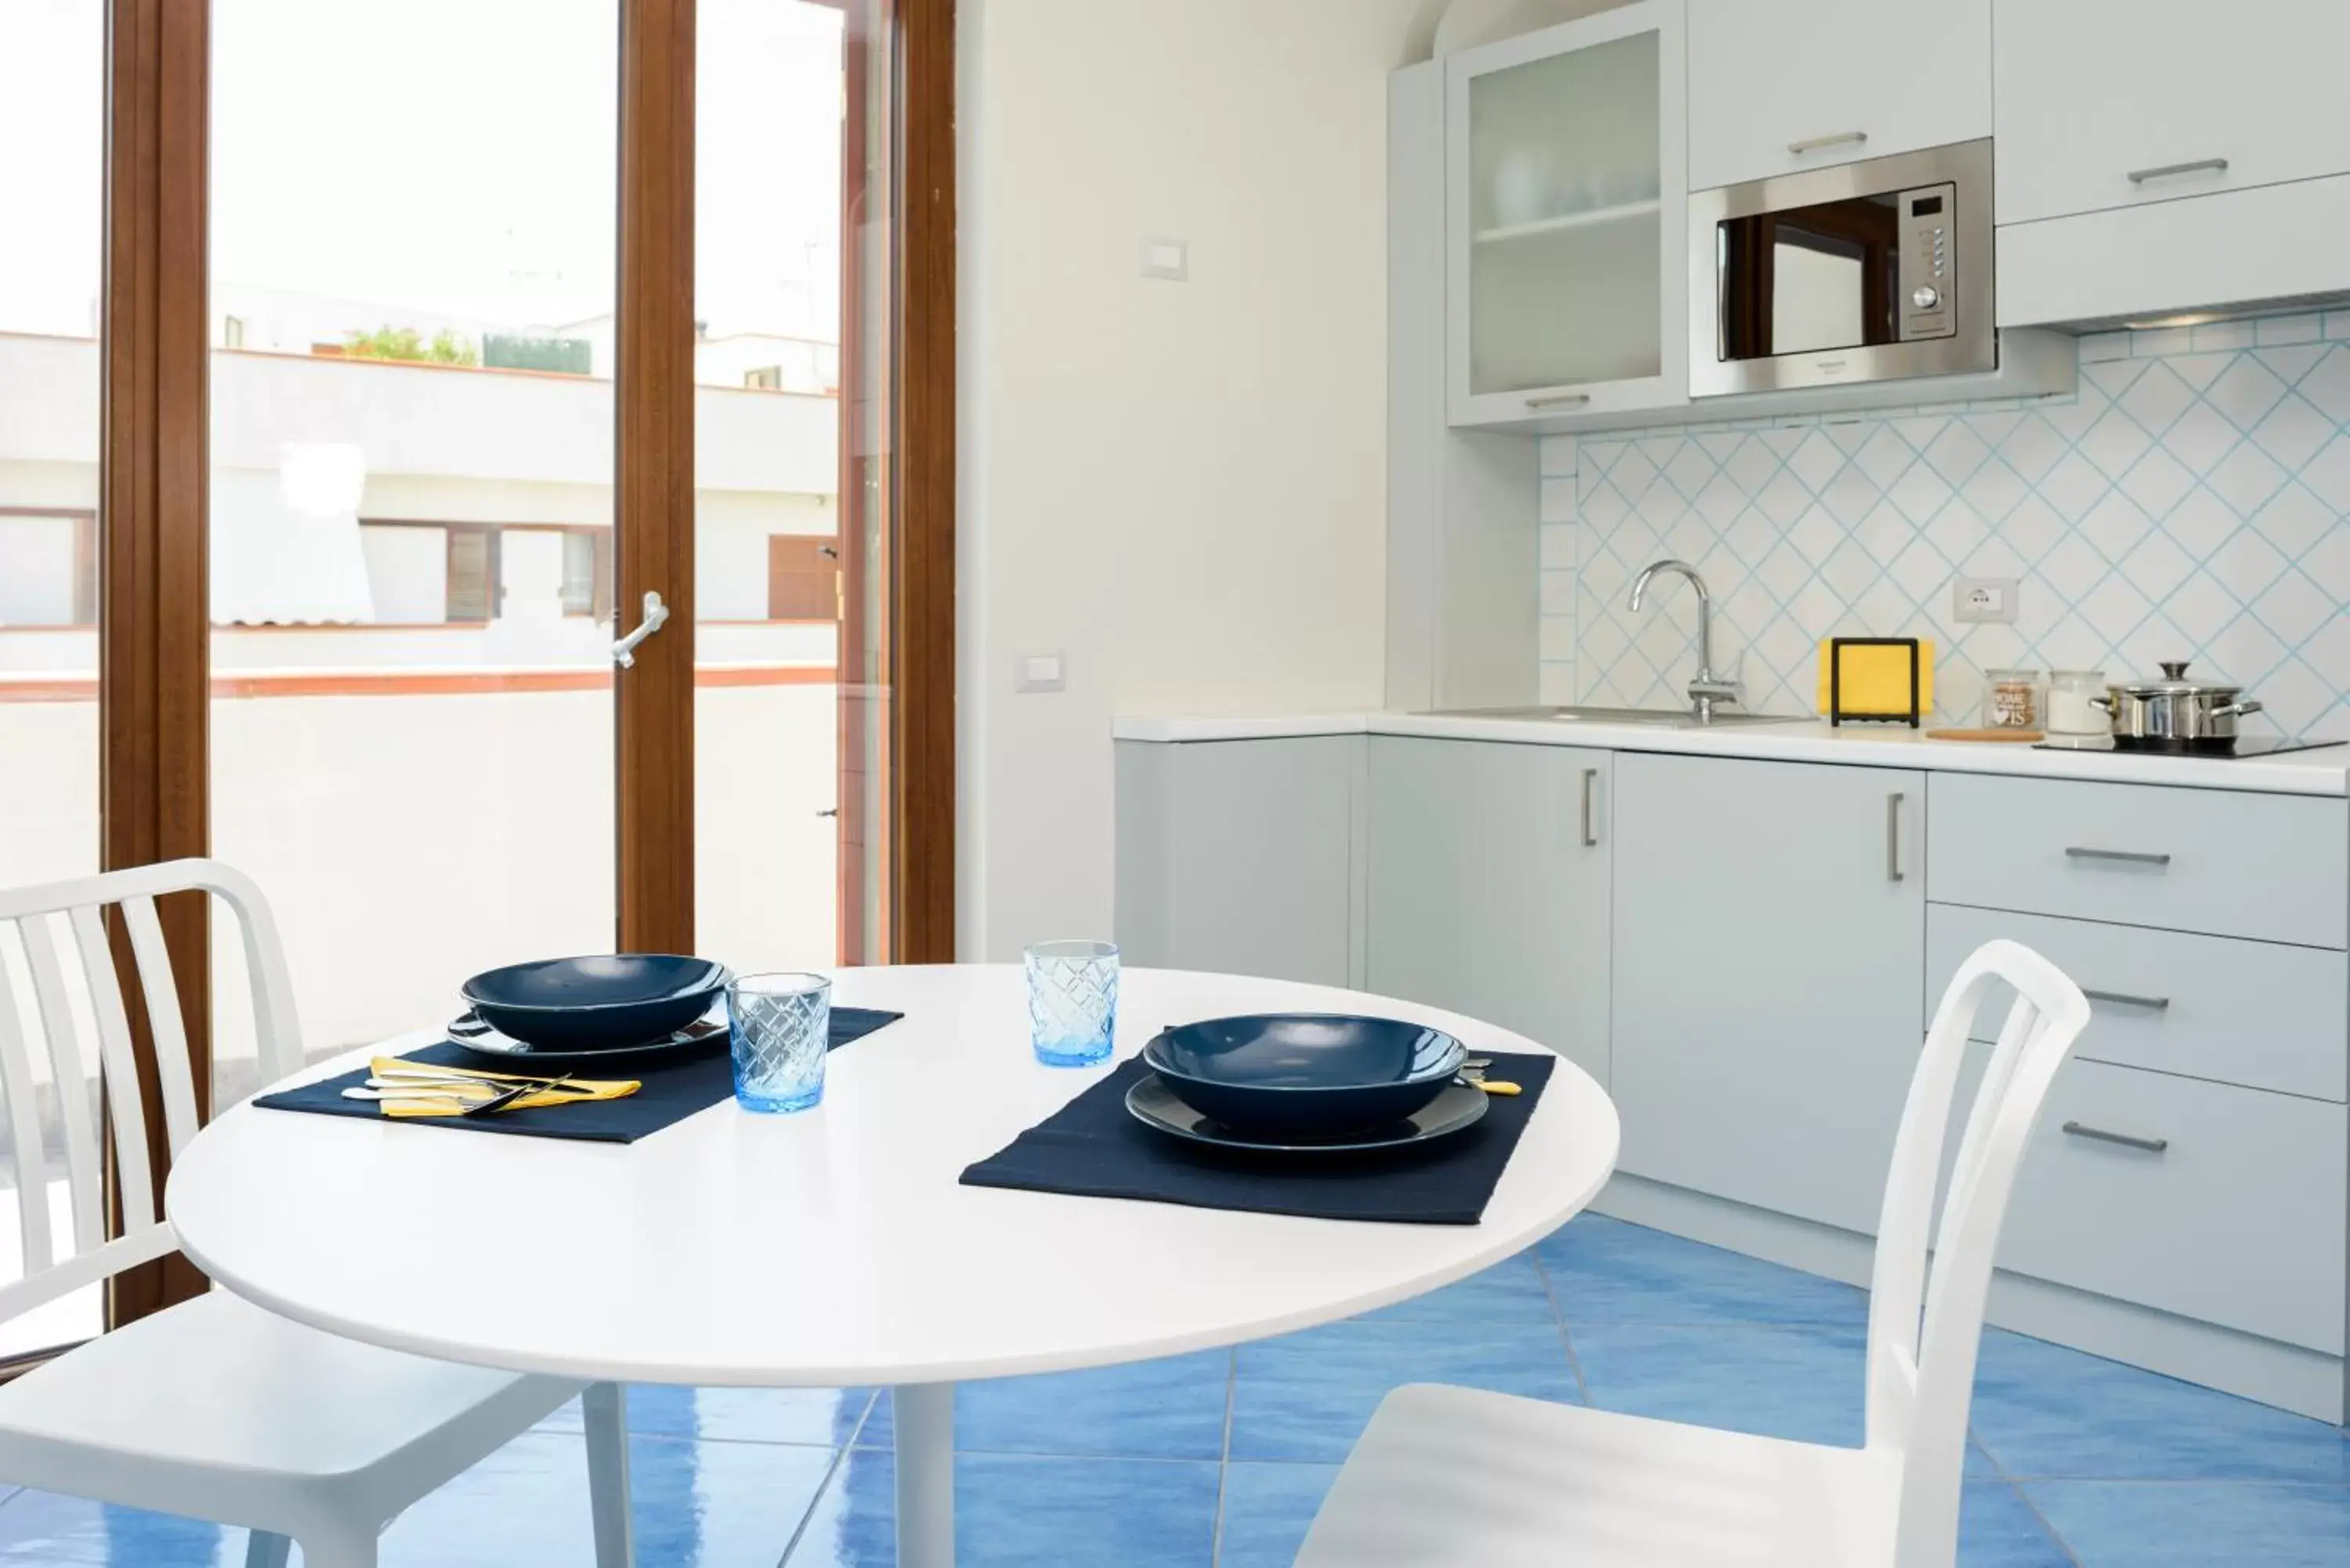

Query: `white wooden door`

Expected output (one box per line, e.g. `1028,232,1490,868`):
1446,0,1688,426
1994,0,2350,225
1687,0,1990,191
1611,752,1925,1234
1366,739,1612,1088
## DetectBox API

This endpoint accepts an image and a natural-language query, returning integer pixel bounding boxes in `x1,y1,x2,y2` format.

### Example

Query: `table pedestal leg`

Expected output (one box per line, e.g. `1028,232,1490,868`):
893,1381,956,1568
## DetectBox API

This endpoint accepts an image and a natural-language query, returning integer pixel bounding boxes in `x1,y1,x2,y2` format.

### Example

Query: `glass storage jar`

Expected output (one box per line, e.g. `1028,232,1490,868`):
1983,668,2045,731
2046,669,2110,737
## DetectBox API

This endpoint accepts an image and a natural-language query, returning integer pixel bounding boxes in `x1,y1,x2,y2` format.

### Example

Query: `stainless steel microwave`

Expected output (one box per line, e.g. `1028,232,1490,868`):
1690,139,1995,399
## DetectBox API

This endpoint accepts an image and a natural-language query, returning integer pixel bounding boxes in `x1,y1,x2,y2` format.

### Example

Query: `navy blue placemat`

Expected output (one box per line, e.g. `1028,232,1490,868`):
958,1051,1554,1224
254,1007,903,1144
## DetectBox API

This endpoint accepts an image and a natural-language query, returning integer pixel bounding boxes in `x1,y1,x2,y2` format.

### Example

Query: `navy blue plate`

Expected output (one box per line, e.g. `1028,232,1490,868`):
1125,1072,1488,1154
445,1000,729,1072
1141,1013,1467,1138
460,955,732,1053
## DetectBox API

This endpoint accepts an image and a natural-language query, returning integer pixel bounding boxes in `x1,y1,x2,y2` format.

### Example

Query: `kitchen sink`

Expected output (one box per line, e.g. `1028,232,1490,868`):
1419,705,1810,730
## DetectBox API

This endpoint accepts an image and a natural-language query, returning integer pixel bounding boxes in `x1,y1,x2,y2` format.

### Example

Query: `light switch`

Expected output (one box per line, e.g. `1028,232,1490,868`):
1017,652,1065,693
1140,237,1188,282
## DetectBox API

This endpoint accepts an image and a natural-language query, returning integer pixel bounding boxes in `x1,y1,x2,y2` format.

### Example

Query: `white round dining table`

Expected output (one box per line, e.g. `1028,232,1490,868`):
167,964,1620,1568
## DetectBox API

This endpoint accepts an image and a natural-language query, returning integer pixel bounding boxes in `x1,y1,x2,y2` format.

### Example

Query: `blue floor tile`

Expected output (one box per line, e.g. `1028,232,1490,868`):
787,1447,1220,1568
537,1385,873,1448
1216,1461,1339,1568
1571,1321,1997,1476
1228,1314,1581,1463
0,1431,837,1568
376,1429,834,1568
2026,1481,2350,1567
859,1349,1232,1459
0,1490,227,1567
1537,1213,1869,1327
1571,1321,1871,1447
1344,1254,1560,1331
1970,1328,2350,1483
1958,1479,2073,1567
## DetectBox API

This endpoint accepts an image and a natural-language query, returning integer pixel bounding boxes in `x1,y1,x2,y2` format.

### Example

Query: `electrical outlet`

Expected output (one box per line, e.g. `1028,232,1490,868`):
1954,576,2019,625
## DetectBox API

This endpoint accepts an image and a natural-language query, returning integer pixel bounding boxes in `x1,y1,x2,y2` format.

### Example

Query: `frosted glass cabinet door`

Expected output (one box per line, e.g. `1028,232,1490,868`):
1447,1,1687,426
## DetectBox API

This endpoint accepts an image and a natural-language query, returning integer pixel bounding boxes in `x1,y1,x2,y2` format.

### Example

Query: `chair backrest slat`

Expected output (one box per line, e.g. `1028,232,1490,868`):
0,939,56,1277
16,912,105,1255
67,903,157,1235
0,860,304,1326
120,895,203,1160
1863,938,2089,1568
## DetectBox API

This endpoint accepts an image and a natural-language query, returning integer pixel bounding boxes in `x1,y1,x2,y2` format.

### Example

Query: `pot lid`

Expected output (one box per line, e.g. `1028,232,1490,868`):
2112,660,2243,698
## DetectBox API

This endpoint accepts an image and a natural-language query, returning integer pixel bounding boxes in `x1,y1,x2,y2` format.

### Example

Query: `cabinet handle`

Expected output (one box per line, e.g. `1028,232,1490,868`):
1524,392,1591,410
2083,988,2171,1012
1788,130,1867,156
2062,1120,2170,1155
1580,768,1600,847
2065,846,2171,868
2127,157,2229,186
1885,792,1904,882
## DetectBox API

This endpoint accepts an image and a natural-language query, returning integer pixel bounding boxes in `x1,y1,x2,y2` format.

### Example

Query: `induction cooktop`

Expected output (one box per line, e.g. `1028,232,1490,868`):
2033,737,2350,758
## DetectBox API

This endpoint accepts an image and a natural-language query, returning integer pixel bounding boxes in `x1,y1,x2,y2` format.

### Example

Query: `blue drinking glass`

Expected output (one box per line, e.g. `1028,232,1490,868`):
1025,940,1119,1067
727,972,831,1112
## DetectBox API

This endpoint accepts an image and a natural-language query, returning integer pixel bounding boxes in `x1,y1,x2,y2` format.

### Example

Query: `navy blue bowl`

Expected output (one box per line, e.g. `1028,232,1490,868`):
460,955,732,1052
1141,1013,1467,1138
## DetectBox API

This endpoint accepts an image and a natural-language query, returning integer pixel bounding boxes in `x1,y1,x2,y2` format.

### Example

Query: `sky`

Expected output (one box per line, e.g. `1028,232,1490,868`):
0,0,845,341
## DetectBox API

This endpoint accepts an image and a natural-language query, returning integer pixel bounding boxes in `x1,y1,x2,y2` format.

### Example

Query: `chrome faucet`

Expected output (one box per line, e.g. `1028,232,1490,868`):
1629,559,1741,724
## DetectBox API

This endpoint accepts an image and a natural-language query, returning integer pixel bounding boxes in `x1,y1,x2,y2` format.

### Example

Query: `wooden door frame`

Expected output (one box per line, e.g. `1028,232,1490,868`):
894,0,957,963
613,0,699,955
617,0,956,963
101,0,214,1327
89,0,955,1329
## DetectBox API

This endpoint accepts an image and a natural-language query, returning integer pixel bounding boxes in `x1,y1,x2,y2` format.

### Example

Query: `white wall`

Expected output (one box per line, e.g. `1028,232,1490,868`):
956,0,1433,959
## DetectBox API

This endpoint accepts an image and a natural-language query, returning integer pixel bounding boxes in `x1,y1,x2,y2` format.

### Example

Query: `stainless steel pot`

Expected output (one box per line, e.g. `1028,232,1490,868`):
2093,661,2264,753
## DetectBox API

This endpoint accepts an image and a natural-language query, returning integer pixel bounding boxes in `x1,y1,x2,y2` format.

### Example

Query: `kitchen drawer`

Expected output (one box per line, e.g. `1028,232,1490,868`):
1928,775,2348,948
1929,906,2347,1103
1998,1058,2346,1355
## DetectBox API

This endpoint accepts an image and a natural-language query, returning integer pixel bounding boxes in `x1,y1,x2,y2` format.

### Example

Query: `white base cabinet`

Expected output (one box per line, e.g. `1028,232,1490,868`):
1366,739,1611,1089
1610,753,1925,1236
1113,731,2350,1419
1112,738,1364,988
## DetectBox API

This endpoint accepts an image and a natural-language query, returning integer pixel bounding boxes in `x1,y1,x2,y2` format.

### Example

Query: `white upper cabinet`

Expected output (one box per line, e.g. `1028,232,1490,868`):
1447,1,1687,427
1687,0,1990,192
1994,1,2350,226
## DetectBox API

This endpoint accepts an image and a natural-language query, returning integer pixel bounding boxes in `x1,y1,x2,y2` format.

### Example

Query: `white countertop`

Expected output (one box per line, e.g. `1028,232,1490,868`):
1111,710,2350,797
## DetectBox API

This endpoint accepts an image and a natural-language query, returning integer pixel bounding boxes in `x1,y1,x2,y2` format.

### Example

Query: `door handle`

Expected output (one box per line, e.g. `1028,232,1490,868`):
1524,392,1591,411
610,591,670,669
2127,157,2228,186
1885,792,1904,882
2065,846,2171,868
2062,1120,2169,1155
1788,130,1867,157
1579,768,1600,847
816,807,840,819
2083,988,2171,1012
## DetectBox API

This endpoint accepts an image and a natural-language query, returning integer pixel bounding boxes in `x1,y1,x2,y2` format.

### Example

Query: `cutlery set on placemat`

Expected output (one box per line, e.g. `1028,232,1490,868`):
254,955,902,1143
962,1010,1559,1226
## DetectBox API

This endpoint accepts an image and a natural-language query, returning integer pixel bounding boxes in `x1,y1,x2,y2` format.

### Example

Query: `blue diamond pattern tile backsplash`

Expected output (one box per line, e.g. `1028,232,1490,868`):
1536,312,2350,737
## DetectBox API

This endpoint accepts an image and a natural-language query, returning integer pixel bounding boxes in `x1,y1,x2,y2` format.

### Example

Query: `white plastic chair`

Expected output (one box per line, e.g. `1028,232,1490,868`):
1296,938,2093,1568
0,858,635,1568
